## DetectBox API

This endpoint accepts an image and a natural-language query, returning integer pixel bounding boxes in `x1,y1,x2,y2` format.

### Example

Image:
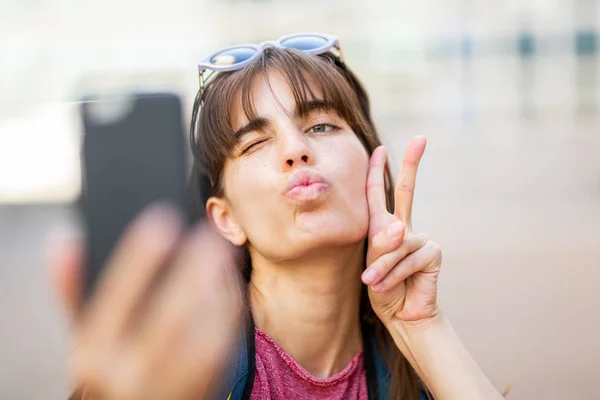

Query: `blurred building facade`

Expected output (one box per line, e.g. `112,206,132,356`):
1,0,598,202
0,0,598,118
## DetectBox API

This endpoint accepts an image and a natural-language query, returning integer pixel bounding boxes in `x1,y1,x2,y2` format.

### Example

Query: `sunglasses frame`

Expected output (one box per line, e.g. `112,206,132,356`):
196,32,343,93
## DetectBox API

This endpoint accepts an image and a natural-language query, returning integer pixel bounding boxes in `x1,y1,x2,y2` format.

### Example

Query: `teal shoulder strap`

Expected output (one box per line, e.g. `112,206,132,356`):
215,314,255,400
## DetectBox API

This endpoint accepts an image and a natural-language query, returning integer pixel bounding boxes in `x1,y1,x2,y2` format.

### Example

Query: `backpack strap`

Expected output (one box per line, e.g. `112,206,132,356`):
239,314,256,400
362,320,389,400
371,338,391,400
213,313,255,400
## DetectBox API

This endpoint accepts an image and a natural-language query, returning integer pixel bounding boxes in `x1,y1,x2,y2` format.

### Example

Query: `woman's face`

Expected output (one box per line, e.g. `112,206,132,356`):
213,70,370,262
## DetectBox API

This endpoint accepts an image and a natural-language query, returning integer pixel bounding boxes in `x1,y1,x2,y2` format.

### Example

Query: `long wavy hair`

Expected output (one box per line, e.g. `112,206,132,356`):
189,47,421,400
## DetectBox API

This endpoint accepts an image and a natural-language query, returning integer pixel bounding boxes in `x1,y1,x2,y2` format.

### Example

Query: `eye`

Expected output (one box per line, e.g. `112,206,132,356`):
240,138,268,154
307,124,339,134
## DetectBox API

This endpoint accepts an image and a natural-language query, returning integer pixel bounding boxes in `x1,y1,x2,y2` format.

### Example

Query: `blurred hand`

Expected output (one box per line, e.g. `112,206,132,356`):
48,204,242,400
362,137,443,326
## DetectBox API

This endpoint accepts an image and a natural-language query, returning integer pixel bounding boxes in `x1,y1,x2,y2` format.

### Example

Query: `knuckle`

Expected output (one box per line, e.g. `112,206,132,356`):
385,268,403,287
376,256,391,274
405,254,418,271
366,182,382,192
395,184,414,194
427,240,440,251
378,254,397,275
426,240,443,262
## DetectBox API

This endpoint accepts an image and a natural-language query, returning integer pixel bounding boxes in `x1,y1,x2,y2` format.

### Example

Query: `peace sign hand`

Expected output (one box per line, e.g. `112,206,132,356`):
362,136,442,326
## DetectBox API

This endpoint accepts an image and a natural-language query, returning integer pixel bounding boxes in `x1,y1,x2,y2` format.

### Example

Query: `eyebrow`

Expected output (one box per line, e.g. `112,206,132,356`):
296,99,336,118
234,100,337,139
234,118,269,139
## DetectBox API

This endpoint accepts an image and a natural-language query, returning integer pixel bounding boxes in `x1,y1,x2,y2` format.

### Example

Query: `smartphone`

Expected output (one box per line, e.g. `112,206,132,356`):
79,91,192,299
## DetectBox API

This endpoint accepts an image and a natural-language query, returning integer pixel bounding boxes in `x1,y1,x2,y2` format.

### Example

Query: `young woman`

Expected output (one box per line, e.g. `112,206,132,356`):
53,33,503,400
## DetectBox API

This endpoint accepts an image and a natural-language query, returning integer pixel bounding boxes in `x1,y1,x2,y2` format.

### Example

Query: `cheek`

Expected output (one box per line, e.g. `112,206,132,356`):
222,158,277,230
335,136,370,194
326,137,371,235
226,148,280,188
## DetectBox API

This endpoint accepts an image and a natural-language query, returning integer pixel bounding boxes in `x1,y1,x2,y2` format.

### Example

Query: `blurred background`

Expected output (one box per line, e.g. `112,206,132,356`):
0,0,599,398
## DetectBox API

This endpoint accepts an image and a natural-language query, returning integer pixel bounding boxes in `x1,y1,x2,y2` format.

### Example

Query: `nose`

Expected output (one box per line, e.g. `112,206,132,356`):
278,129,314,171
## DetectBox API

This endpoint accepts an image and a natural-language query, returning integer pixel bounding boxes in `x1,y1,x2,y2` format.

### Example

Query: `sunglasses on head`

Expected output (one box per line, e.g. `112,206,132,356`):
197,33,343,88
190,33,344,149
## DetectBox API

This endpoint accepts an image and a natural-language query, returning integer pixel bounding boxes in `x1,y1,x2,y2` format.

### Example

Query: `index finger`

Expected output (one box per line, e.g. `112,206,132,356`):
394,136,427,231
366,146,388,217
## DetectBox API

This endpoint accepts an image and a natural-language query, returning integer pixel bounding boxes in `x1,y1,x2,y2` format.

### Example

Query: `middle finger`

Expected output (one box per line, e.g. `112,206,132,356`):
393,136,427,232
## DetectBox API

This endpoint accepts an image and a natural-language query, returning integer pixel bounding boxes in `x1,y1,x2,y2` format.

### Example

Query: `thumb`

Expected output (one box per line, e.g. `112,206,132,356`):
46,229,84,324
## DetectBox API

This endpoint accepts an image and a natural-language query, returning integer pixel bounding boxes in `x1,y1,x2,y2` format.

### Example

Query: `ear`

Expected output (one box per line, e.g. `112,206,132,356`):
206,196,247,246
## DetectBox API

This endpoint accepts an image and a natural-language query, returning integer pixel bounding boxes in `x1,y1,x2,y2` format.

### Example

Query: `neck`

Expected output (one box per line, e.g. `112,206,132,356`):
248,243,365,378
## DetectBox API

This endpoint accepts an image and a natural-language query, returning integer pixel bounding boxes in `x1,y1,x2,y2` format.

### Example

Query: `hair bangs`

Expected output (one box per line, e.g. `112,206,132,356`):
197,48,374,196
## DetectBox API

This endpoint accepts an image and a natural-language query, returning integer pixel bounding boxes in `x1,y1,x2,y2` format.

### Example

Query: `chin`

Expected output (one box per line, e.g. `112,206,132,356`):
253,221,368,263
295,211,369,246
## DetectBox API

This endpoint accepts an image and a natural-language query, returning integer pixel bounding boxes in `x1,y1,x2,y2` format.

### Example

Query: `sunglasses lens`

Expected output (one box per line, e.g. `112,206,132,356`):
280,35,329,51
210,46,257,66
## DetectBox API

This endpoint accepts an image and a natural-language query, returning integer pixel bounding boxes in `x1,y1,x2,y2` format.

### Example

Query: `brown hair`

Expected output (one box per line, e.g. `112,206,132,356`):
190,47,422,400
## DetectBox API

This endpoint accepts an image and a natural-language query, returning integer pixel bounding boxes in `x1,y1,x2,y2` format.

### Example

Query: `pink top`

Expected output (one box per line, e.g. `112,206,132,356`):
250,328,368,400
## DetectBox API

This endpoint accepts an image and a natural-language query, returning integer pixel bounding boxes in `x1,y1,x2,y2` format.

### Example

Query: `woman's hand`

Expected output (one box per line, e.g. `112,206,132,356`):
49,204,242,400
362,138,505,399
362,137,442,326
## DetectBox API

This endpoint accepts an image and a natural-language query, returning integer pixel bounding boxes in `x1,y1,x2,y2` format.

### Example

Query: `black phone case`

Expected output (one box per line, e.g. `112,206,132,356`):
80,92,191,299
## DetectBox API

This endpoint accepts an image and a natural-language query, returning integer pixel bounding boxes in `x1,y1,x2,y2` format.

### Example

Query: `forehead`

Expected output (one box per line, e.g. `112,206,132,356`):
229,69,324,130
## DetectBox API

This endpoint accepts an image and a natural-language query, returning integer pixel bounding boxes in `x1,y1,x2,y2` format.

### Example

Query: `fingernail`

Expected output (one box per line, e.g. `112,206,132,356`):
362,268,378,284
387,220,404,239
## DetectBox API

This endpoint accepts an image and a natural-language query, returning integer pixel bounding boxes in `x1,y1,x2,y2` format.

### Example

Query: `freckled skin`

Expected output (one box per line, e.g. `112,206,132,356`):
221,71,370,262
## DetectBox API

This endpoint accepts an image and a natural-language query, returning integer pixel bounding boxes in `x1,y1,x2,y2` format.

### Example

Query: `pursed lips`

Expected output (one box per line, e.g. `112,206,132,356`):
285,169,330,201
